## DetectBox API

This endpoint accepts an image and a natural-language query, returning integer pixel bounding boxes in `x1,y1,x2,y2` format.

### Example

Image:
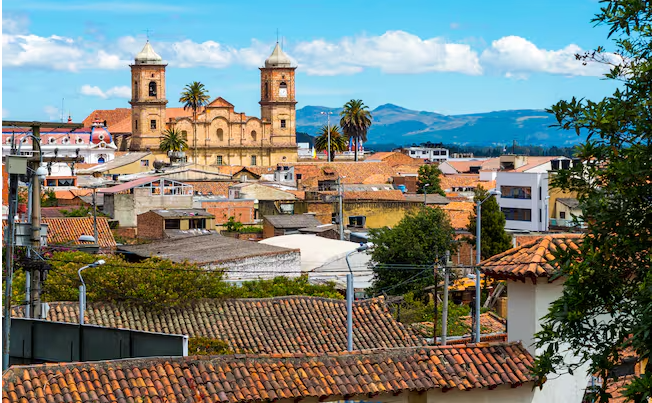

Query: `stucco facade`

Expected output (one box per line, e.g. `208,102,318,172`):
103,188,193,227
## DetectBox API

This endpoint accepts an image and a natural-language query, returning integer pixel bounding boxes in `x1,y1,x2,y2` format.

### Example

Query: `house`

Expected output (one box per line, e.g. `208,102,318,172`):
399,145,450,163
137,208,215,239
3,342,536,403
297,223,339,239
11,296,425,353
259,234,373,289
228,182,296,201
552,198,583,227
366,151,424,167
196,199,256,228
438,158,500,174
100,176,194,227
480,234,591,402
42,217,116,249
495,155,572,231
76,151,155,177
262,213,322,238
120,233,301,280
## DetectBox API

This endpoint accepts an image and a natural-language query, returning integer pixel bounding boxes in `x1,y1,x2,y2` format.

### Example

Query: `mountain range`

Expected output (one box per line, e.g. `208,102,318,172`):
296,104,583,149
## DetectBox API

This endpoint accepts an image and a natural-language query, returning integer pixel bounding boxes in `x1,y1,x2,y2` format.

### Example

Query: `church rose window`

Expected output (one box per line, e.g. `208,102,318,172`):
149,81,157,97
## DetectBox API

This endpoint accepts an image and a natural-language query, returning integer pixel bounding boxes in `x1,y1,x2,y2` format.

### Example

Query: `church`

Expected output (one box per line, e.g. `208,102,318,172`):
83,40,298,166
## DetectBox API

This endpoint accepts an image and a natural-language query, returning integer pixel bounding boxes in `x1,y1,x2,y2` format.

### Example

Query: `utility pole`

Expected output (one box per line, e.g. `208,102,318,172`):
320,111,333,162
29,125,43,319
93,187,98,244
441,251,450,345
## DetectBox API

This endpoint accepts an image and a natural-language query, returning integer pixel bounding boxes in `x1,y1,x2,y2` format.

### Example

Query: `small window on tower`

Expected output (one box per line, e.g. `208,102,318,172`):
149,81,157,97
150,120,157,129
264,82,269,99
280,119,286,128
251,155,257,166
279,82,287,97
135,120,138,130
216,155,223,165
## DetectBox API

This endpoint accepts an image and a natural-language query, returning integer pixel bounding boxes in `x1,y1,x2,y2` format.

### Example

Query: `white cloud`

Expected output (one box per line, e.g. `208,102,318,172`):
80,85,131,99
292,31,483,76
2,108,9,119
480,36,619,78
44,106,61,121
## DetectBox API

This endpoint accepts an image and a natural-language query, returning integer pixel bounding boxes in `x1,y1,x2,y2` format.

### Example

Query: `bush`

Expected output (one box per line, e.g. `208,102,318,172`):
238,226,263,234
188,337,231,355
396,291,472,337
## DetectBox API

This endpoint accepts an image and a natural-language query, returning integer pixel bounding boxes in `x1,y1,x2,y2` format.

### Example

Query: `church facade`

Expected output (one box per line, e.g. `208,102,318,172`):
87,41,298,166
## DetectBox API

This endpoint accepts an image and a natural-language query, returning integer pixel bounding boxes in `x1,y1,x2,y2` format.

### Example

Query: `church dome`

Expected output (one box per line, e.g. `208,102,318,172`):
135,41,164,65
264,42,292,68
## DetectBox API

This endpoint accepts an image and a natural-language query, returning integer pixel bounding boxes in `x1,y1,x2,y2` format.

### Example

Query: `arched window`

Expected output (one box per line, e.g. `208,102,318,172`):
149,81,157,97
216,128,224,141
279,82,287,97
264,82,269,99
251,130,257,141
134,81,138,98
97,155,106,164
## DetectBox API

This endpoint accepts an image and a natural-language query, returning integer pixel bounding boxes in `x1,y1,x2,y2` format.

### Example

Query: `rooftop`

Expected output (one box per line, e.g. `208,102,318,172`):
42,217,116,249
265,42,292,68
264,213,322,229
557,198,580,209
480,234,583,283
2,342,534,403
77,152,152,174
120,233,295,264
146,208,214,218
12,296,424,354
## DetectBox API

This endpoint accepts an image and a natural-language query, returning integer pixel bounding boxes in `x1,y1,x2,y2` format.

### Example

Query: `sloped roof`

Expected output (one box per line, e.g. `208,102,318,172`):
43,217,116,249
479,234,583,283
77,152,152,174
264,213,322,229
82,108,132,134
207,97,234,108
557,198,580,209
12,296,425,353
2,342,534,403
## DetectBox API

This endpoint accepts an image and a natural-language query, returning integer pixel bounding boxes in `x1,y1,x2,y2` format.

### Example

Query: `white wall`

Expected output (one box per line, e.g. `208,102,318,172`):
438,161,458,175
208,250,302,281
496,172,549,231
507,281,537,353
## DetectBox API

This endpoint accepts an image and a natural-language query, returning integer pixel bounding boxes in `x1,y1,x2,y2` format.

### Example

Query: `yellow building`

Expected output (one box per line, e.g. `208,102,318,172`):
85,41,298,166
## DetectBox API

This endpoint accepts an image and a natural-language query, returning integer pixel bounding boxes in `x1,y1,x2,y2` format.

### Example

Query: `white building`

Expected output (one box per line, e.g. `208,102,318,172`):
2,118,117,165
495,155,571,232
400,146,449,163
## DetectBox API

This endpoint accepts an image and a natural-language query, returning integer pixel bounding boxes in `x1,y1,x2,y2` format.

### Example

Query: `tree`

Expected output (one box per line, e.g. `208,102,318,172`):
368,207,456,297
416,165,445,196
314,125,347,161
531,2,652,402
466,186,512,260
159,127,188,155
179,82,210,164
339,99,372,162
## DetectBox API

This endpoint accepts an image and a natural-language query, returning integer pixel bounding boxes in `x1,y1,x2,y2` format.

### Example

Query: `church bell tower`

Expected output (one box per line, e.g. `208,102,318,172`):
129,41,168,151
259,43,297,144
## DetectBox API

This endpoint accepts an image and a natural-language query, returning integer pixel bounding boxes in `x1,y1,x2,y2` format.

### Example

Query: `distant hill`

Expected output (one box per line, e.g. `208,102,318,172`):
296,104,580,148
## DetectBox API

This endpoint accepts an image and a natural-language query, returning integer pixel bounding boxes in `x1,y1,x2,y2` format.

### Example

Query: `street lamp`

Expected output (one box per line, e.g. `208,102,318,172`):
423,183,431,206
474,188,501,342
320,111,333,162
78,259,106,325
345,244,370,351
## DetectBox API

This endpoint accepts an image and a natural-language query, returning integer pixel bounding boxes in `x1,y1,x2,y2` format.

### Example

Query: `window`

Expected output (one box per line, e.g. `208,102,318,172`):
149,81,157,97
165,219,181,230
181,130,188,140
539,208,542,223
251,155,257,166
264,82,269,99
251,130,257,141
280,119,286,128
58,178,74,186
410,151,416,155
150,120,157,130
141,160,150,167
501,207,532,222
46,179,57,187
97,156,105,164
189,218,206,229
560,211,566,219
296,173,302,180
135,120,138,130
134,81,138,98
216,155,223,165
279,82,288,97
539,186,542,200
500,185,532,199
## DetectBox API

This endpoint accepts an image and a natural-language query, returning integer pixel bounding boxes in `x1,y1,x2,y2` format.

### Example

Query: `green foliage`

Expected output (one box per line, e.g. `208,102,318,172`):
368,207,456,297
179,81,210,161
223,216,244,232
41,189,58,207
188,337,231,355
530,3,652,402
314,125,348,161
339,99,372,161
9,251,342,310
466,186,512,260
61,206,109,218
397,292,471,337
238,226,263,234
416,165,445,196
159,128,188,153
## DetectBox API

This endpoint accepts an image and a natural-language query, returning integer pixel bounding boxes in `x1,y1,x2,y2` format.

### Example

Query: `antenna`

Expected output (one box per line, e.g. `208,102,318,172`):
145,28,151,41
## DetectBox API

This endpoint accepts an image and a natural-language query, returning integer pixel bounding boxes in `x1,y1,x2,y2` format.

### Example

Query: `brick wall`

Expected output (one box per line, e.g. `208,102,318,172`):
200,200,255,227
137,211,165,240
112,226,137,241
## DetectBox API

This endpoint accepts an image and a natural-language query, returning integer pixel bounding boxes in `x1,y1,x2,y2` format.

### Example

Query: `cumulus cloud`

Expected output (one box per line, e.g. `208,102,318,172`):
292,31,483,76
480,36,619,78
44,106,61,121
80,85,131,99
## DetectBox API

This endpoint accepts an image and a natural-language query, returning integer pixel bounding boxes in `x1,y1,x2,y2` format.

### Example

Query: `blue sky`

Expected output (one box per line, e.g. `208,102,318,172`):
2,0,620,123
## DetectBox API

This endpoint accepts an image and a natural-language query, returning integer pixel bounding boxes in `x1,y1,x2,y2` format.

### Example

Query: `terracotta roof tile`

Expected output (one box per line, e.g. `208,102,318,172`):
82,109,132,134
2,343,534,403
285,162,410,188
604,375,637,403
52,189,92,200
12,297,426,354
438,202,474,230
42,217,116,249
479,234,583,283
342,190,406,201
440,175,495,193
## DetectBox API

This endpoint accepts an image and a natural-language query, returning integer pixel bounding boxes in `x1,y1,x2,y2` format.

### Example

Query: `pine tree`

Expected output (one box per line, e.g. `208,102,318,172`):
466,186,512,260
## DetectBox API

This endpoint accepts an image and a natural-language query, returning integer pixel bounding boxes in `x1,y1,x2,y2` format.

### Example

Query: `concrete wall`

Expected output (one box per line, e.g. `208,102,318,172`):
496,172,549,231
107,188,193,227
205,250,301,281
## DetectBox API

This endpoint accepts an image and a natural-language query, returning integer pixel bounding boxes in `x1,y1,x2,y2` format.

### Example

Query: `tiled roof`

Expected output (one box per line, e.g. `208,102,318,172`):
52,189,91,200
343,190,406,201
43,217,117,249
439,201,474,230
41,207,69,218
366,152,423,167
509,156,557,172
440,175,496,193
82,108,132,134
264,214,322,229
12,296,426,353
480,234,583,283
604,375,637,403
2,342,534,403
283,162,403,188
185,181,238,197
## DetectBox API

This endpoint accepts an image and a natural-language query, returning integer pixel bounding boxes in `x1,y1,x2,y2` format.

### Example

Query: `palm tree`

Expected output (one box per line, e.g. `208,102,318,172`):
179,82,210,164
160,128,188,154
314,125,348,161
339,99,372,161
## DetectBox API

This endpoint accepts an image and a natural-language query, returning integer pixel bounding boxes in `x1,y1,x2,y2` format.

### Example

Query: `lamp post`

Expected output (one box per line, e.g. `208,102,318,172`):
423,183,430,206
474,188,501,342
320,111,333,162
78,260,106,325
345,244,370,351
